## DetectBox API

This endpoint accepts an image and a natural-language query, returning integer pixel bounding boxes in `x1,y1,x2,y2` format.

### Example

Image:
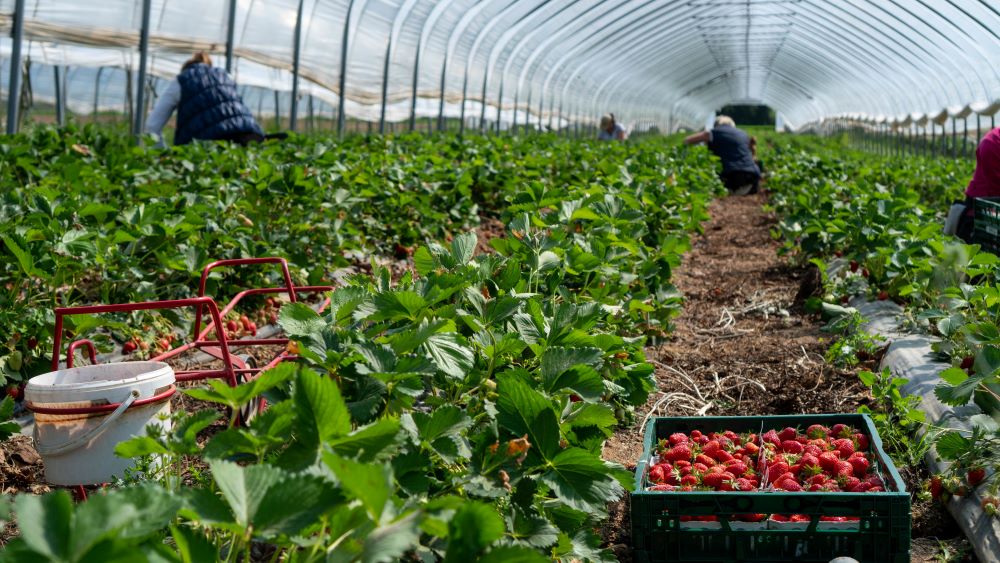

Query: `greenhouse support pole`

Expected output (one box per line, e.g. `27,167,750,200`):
132,0,152,138
494,79,503,134
963,117,968,158
337,0,356,139
930,124,936,157
6,0,26,134
408,37,421,132
289,0,304,132
93,67,104,124
225,0,237,73
976,114,981,146
274,90,281,129
458,70,468,135
53,66,64,126
378,36,391,134
950,118,957,158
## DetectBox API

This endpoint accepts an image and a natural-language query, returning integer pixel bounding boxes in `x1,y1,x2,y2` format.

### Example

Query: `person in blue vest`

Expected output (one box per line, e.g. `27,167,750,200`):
683,116,762,195
145,52,264,148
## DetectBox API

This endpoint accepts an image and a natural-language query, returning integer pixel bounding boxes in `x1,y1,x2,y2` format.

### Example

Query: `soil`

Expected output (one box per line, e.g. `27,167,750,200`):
601,192,976,563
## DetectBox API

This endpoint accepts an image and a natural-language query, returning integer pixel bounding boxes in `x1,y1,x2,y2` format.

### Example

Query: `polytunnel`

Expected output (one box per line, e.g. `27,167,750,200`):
1,0,999,136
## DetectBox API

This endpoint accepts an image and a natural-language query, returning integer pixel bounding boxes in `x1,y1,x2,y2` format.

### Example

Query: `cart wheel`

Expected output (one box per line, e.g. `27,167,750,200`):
234,355,265,426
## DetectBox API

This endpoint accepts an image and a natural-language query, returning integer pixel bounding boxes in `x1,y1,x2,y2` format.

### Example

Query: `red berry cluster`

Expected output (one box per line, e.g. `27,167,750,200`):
646,423,886,494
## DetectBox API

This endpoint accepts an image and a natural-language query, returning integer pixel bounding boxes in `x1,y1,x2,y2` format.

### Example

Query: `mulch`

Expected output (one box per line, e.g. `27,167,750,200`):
601,192,975,563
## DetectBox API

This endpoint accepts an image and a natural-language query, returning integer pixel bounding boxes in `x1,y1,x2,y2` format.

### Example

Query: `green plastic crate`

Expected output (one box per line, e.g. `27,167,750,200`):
631,414,910,563
973,197,1000,254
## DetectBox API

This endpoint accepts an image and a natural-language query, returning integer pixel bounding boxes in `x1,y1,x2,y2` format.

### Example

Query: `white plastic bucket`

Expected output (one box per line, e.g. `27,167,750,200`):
26,361,175,485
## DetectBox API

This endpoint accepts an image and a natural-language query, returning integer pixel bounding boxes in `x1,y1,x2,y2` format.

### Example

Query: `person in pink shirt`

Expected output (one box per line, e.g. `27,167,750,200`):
956,128,1000,242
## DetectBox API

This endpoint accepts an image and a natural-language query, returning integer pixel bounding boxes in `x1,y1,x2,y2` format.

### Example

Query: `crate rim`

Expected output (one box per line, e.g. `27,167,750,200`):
633,413,908,498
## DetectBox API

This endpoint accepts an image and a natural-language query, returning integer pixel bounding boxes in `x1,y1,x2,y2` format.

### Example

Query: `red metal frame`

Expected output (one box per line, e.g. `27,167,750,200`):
53,256,332,390
65,339,98,368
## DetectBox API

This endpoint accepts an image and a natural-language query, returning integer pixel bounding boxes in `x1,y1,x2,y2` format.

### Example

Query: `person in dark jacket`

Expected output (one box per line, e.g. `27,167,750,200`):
683,116,762,195
145,52,264,147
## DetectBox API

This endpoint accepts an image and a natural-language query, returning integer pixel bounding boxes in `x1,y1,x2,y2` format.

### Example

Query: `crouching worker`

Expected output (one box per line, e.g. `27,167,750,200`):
684,116,761,195
145,52,265,148
946,127,1000,243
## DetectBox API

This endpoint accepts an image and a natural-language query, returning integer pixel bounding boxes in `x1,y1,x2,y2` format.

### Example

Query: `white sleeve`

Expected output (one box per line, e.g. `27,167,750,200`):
706,129,713,143
144,79,181,147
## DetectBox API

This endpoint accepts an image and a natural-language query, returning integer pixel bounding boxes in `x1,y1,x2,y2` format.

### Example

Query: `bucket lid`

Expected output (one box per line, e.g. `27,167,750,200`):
26,361,175,405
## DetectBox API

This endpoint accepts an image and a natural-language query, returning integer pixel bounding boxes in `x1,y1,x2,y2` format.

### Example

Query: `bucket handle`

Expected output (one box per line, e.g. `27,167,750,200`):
35,389,141,456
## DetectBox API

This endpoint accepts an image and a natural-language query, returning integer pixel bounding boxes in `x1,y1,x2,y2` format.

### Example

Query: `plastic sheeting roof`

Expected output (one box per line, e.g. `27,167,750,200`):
1,0,999,131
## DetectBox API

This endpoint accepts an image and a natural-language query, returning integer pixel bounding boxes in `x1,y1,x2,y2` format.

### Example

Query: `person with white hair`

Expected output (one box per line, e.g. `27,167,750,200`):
684,115,762,195
598,113,627,141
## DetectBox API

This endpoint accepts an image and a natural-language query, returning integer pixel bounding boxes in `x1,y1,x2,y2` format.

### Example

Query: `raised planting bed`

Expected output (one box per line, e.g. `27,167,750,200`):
632,414,910,563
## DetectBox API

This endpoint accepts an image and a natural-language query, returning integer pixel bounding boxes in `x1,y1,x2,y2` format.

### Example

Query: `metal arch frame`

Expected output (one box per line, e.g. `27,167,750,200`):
379,0,423,133
466,0,573,134
336,0,362,138
501,0,640,132
800,0,973,108
435,1,502,131
902,0,1000,88
517,0,691,129
787,1,964,117
456,0,547,134
548,0,944,128
580,6,928,124
520,0,985,127
408,0,465,131
482,0,594,132
489,0,622,132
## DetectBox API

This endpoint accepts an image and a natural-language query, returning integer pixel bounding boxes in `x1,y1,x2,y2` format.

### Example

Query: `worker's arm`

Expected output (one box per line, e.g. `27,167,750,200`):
144,79,181,148
683,130,711,145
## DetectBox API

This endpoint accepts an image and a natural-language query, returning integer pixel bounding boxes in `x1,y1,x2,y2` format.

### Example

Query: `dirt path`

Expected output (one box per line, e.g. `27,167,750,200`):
601,192,971,563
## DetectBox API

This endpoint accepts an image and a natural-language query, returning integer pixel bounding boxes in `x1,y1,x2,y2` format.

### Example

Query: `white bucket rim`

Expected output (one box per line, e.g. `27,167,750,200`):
25,361,175,404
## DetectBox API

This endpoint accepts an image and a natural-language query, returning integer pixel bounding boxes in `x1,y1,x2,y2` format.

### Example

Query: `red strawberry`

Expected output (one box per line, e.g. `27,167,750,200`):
861,268,870,278
849,260,859,273
702,440,721,457
226,320,239,332
819,452,840,472
877,290,889,301
830,424,852,438
781,440,804,454
715,451,734,463
960,356,975,370
803,444,823,457
832,438,855,458
693,462,709,473
849,456,870,477
665,444,692,463
806,424,828,439
743,442,759,456
776,478,803,492
766,462,790,484
853,433,869,452
724,460,748,476
968,467,986,486
690,430,703,440
841,476,862,491
777,427,798,442
695,454,715,467
835,461,854,477
762,429,781,447
929,476,943,500
123,340,137,354
669,432,688,446
649,464,668,484
680,474,699,486
738,513,767,522
734,477,754,491
702,471,733,490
